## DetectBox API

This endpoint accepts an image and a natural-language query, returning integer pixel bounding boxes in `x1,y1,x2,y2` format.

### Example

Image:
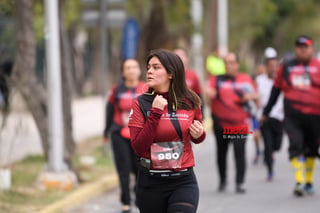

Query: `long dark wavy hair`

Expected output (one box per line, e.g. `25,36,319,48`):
146,49,201,110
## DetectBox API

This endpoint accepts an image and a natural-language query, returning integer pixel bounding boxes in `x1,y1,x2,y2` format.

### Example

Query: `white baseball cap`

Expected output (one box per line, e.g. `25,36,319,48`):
264,47,277,59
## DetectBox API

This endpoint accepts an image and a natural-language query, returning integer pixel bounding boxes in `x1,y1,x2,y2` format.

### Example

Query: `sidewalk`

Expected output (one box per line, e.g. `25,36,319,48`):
0,95,106,165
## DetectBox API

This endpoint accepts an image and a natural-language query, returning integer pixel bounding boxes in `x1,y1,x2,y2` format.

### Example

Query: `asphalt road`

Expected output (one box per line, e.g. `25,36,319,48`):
67,132,320,213
4,94,319,212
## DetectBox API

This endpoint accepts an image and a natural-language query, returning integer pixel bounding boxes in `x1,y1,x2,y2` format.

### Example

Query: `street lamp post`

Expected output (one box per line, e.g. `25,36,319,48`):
37,0,77,191
45,0,64,173
191,0,204,85
218,0,228,57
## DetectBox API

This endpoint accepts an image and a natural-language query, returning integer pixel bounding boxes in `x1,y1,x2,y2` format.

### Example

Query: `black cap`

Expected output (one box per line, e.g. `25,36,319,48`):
295,35,313,46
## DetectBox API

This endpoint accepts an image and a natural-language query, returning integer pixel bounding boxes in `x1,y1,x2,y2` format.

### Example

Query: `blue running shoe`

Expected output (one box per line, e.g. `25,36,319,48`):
266,173,273,182
304,183,315,194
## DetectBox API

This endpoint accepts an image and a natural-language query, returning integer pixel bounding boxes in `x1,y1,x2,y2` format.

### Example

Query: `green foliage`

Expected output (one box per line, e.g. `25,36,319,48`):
0,23,15,54
125,0,195,47
0,0,13,16
33,0,45,41
0,154,64,211
126,0,151,21
229,0,277,51
33,0,81,41
227,0,320,61
272,0,320,52
272,0,296,17
63,0,81,28
11,155,45,187
1,0,81,43
0,0,14,53
166,0,193,33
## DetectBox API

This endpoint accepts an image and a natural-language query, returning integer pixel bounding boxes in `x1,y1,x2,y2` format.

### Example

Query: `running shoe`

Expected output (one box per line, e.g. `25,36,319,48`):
266,173,273,182
304,183,315,194
293,183,304,197
236,184,246,194
122,205,131,213
253,153,260,165
218,182,226,192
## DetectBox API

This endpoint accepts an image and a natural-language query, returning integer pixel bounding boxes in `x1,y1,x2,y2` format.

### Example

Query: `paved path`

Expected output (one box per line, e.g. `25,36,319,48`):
67,133,320,213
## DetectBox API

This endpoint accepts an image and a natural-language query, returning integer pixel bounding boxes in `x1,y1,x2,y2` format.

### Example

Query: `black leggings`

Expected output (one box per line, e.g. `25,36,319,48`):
213,123,246,185
137,168,199,213
111,131,138,205
260,117,283,174
284,114,320,159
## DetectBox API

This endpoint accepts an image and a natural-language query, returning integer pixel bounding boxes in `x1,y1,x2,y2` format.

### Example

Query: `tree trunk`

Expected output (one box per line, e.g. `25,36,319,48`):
90,29,103,95
59,0,82,181
73,30,87,96
137,0,171,65
206,0,218,54
12,0,49,159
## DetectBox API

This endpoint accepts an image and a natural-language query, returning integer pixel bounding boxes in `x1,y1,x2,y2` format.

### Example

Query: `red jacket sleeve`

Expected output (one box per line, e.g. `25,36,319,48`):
274,65,284,89
128,100,163,156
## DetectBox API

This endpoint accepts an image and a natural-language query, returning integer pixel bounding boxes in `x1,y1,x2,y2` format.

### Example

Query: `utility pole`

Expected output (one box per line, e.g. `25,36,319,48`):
217,0,228,57
45,0,64,173
38,0,77,191
100,0,108,96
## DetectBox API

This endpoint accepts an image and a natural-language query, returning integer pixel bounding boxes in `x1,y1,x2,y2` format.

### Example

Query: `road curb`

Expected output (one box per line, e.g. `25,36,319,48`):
38,173,118,213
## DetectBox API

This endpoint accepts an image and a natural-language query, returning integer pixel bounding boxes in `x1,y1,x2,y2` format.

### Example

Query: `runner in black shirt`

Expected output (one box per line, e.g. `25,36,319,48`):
103,59,145,212
262,35,320,197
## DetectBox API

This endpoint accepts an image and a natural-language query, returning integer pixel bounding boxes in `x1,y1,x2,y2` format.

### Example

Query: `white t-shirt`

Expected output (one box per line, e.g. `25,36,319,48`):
256,73,284,121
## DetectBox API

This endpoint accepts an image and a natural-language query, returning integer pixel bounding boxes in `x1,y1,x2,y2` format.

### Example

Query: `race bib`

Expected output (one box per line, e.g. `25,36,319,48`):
121,112,130,126
150,141,184,169
291,74,311,89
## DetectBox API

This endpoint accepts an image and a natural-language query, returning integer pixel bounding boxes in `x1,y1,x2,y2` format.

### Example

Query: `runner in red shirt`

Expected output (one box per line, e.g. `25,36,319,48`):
206,52,258,194
173,48,203,96
103,59,145,213
174,48,205,117
262,35,320,196
129,49,206,213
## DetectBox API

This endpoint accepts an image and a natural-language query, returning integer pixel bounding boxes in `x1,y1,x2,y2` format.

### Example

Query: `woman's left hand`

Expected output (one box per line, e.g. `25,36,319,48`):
189,120,204,139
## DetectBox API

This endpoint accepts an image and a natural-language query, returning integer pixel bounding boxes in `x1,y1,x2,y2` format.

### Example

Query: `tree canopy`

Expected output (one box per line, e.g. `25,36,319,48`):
228,0,320,57
1,0,320,74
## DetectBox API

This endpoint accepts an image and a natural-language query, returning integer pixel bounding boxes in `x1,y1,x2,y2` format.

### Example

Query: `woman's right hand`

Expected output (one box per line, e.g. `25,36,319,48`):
152,95,168,110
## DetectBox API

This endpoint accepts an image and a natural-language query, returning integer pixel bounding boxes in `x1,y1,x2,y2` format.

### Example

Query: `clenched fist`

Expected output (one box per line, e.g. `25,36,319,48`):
152,95,168,110
189,120,204,139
